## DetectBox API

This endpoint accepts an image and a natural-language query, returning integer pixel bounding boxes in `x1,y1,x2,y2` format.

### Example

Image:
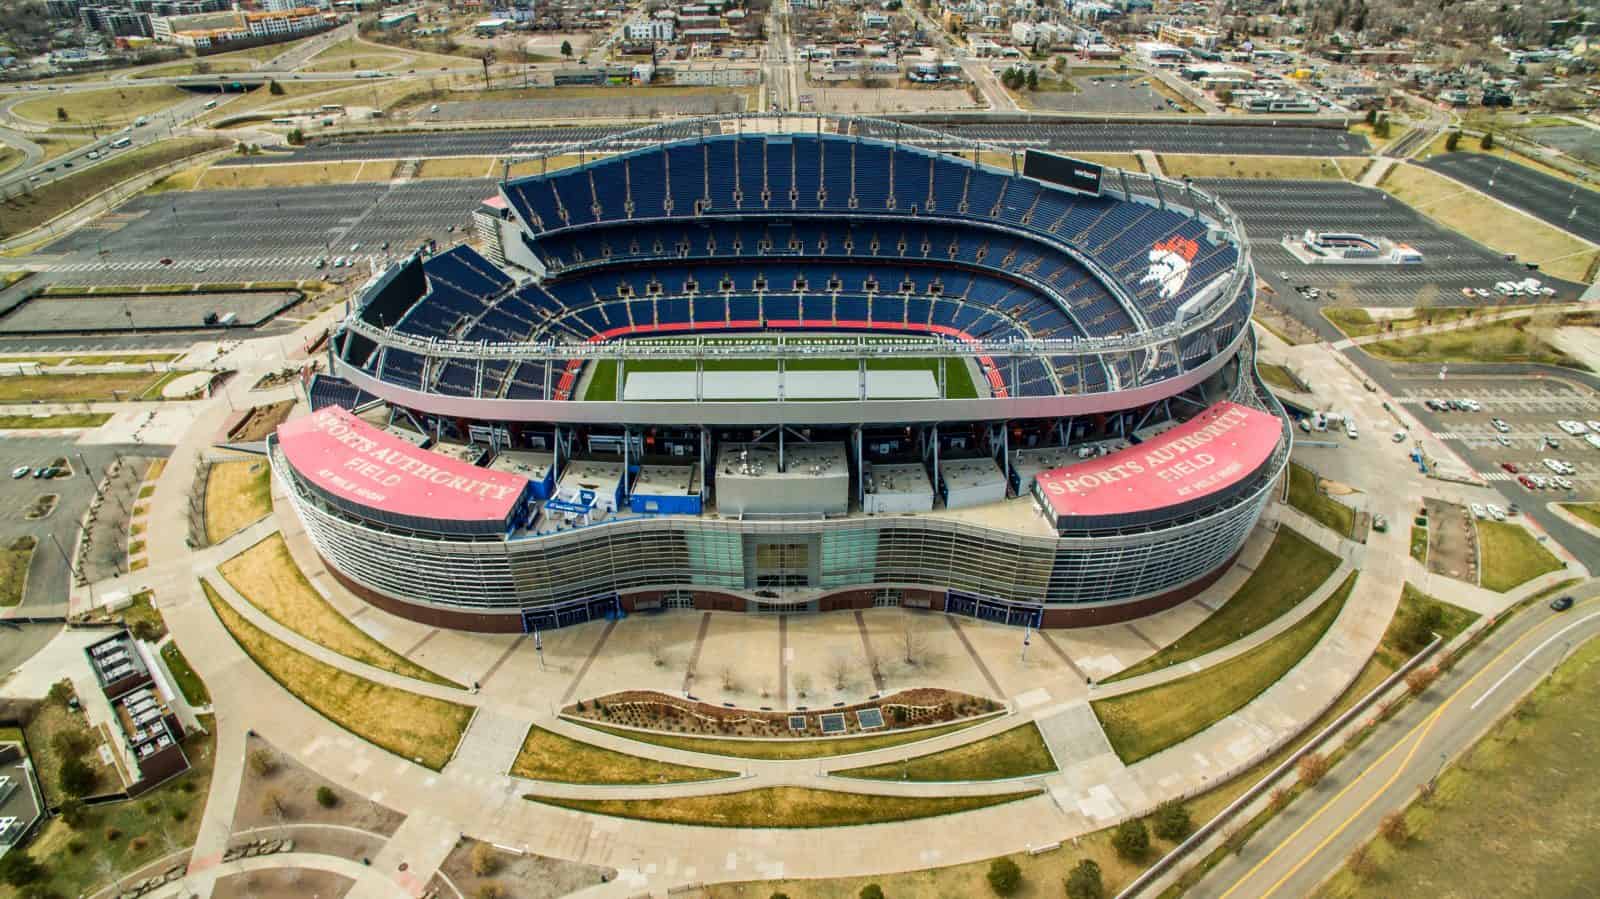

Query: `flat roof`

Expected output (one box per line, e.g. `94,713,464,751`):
717,442,848,479
1036,402,1281,519
939,457,1003,491
489,450,554,481
430,440,487,465
277,407,527,523
865,462,932,497
634,464,698,497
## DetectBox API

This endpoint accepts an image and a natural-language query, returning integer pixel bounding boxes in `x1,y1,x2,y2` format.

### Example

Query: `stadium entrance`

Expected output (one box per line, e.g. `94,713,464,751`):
520,593,621,632
944,591,1043,628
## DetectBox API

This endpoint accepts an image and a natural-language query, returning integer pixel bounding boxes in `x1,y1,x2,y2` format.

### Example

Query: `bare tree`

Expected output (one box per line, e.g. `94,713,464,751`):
900,622,927,666
826,650,853,691
793,671,812,700
646,636,667,668
718,664,741,694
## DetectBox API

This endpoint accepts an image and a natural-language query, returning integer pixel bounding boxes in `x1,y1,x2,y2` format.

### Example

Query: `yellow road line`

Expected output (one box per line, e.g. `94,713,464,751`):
1219,594,1599,899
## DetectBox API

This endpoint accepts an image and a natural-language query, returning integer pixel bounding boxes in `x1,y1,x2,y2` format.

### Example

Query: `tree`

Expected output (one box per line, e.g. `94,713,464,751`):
1298,752,1331,787
315,786,338,808
1480,132,1494,150
56,106,67,121
1153,800,1192,841
1398,603,1444,652
1064,859,1104,899
1347,845,1376,880
1379,810,1410,845
1365,107,1378,125
1445,130,1461,152
59,797,87,828
269,79,284,95
1025,68,1038,90
287,128,305,146
858,885,884,899
793,671,812,699
470,842,500,876
826,651,853,691
561,40,573,58
1112,818,1150,861
0,853,43,887
59,757,97,797
986,857,1022,895
1405,666,1439,697
900,623,927,666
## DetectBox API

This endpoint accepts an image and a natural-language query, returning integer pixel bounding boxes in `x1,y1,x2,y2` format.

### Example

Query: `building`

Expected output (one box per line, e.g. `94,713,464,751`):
1157,24,1220,51
376,9,418,29
625,18,674,41
84,631,191,794
474,16,513,35
284,119,1280,634
81,6,155,37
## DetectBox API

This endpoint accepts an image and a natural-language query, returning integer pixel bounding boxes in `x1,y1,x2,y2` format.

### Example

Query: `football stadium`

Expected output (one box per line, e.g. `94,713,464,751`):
273,114,1291,633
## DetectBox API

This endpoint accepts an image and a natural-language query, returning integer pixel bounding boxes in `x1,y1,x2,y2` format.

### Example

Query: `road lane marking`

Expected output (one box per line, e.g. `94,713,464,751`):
1470,611,1600,711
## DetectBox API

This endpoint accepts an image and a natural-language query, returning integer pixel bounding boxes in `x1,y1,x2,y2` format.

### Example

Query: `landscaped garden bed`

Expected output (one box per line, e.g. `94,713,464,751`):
563,688,1002,739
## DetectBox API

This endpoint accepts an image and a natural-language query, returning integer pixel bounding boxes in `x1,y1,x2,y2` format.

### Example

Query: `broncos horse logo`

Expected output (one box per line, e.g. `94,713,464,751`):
1139,235,1199,300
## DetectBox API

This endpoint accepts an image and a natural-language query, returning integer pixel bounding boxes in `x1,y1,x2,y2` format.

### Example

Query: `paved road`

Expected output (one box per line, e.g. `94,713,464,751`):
1188,581,1600,899
1419,152,1600,244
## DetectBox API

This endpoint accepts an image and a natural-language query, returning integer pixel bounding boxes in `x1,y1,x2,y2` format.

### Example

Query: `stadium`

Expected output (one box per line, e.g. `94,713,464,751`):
271,114,1291,633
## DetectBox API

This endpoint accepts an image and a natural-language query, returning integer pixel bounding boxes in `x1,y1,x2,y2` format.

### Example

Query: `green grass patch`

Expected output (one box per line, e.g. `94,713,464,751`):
1106,527,1340,683
1372,583,1478,672
1314,630,1600,898
1,536,37,607
835,722,1055,781
219,534,462,689
1560,502,1600,529
1256,362,1300,392
1094,571,1358,764
201,579,471,770
1409,525,1428,564
0,371,171,403
1476,520,1564,591
1288,463,1357,537
573,717,991,761
1324,305,1500,339
509,725,732,784
120,589,165,639
13,84,190,126
160,642,210,707
528,785,1039,828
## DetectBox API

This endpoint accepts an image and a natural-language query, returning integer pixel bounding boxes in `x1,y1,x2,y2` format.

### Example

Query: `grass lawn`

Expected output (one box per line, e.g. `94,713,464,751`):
835,723,1055,781
582,354,979,402
573,718,990,761
0,372,168,403
509,725,732,784
1256,362,1300,392
416,156,501,179
1559,502,1600,529
218,535,462,689
1094,571,1358,764
0,536,37,607
528,785,1039,828
203,458,273,544
1476,520,1564,591
121,590,167,640
1314,634,1600,898
5,713,216,899
1158,154,1347,180
1288,463,1357,537
129,57,259,79
198,160,391,189
301,52,408,73
22,683,118,808
1372,584,1478,672
1106,527,1340,683
1409,525,1428,564
0,352,181,365
202,579,471,770
36,134,93,164
0,146,22,177
1359,318,1582,369
0,137,229,239
1381,163,1599,283
160,642,210,707
1323,305,1497,339
12,85,190,126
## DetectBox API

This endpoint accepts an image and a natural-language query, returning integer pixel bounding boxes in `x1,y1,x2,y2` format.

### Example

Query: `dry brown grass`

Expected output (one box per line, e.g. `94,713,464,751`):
218,534,462,688
202,579,471,770
204,459,273,544
510,725,731,784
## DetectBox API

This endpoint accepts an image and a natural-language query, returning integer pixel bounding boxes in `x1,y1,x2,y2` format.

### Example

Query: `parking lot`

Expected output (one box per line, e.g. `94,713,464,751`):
1394,376,1600,504
426,93,747,122
1024,74,1183,115
1201,179,1584,307
0,291,298,335
1418,152,1600,245
923,121,1369,156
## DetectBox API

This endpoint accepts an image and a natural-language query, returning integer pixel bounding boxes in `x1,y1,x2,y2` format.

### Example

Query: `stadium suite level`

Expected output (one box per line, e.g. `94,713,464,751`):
281,116,1290,632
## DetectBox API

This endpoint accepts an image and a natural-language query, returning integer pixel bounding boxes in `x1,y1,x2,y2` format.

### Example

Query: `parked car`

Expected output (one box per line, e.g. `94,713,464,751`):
1491,419,1511,433
1517,475,1536,489
1501,462,1519,473
10,466,29,479
1470,502,1487,519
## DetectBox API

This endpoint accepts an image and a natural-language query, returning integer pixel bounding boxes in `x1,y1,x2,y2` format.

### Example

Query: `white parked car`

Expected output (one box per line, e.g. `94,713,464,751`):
1554,476,1574,490
1543,458,1564,474
1470,502,1487,519
1557,420,1587,436
1531,474,1549,488
10,465,29,479
1491,419,1511,433
1487,504,1507,521
1586,434,1600,450
1458,398,1482,412
1496,435,1512,447
1586,421,1600,433
1345,422,1358,439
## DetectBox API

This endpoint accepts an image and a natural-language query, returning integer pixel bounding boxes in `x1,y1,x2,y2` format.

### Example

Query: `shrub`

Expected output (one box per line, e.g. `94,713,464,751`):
1298,752,1330,788
986,857,1022,895
858,885,885,899
59,797,87,828
171,808,188,822
315,786,338,808
771,893,792,899
249,749,277,778
469,842,500,877
477,885,506,899
47,681,72,705
1399,604,1444,652
0,852,43,887
1445,131,1460,151
104,826,123,841
67,838,87,855
59,757,97,797
1406,667,1439,697
1112,818,1149,861
1065,858,1104,899
1380,811,1410,846
268,80,284,95
1152,800,1192,841
130,836,148,852
1480,132,1495,150
1347,845,1376,880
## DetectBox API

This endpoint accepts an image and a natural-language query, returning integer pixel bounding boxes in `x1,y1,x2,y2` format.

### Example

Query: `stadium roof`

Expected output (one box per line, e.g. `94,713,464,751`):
1036,401,1281,520
276,407,527,523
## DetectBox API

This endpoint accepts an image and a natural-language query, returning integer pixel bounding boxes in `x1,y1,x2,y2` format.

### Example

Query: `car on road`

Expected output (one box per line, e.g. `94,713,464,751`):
1550,595,1574,612
1518,475,1536,489
1345,422,1358,439
1501,462,1519,473
159,257,173,265
1391,431,1406,443
10,466,29,479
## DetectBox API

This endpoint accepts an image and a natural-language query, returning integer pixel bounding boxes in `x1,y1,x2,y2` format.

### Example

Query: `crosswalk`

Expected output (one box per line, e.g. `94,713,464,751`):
45,255,330,273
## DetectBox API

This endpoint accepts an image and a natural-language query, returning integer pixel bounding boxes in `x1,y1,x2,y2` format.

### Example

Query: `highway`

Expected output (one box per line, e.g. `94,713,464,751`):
1185,580,1599,899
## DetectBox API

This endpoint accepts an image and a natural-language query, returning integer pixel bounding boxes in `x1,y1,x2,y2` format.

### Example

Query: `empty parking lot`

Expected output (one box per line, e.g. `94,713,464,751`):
1418,152,1600,245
